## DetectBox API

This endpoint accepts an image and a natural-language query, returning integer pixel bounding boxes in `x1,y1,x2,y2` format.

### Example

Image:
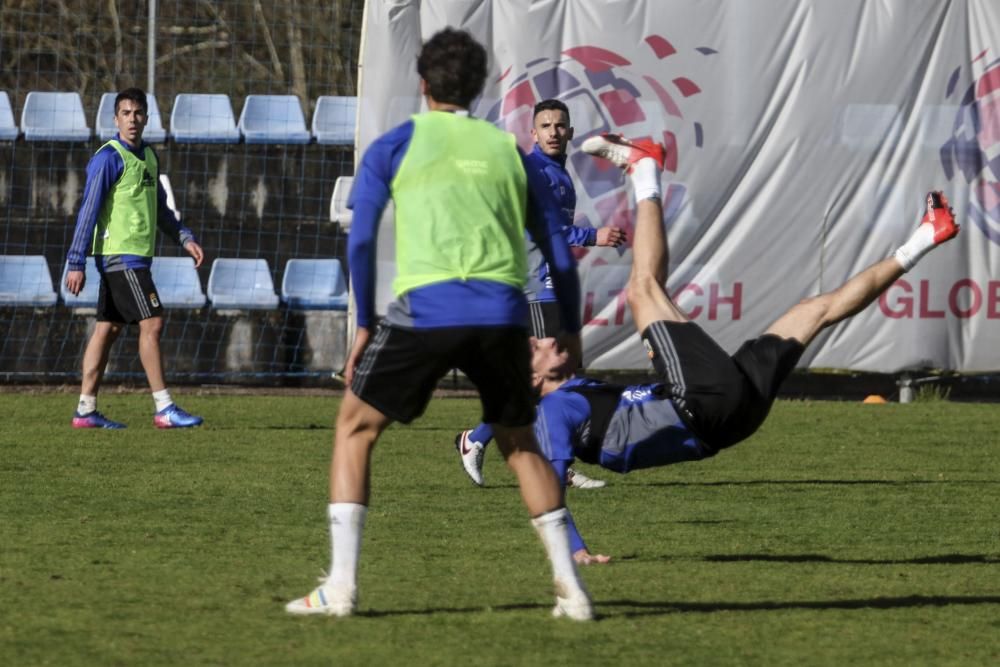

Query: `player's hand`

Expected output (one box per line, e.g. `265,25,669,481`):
343,326,372,386
574,548,611,565
555,331,583,371
596,226,627,247
183,240,205,268
65,269,85,296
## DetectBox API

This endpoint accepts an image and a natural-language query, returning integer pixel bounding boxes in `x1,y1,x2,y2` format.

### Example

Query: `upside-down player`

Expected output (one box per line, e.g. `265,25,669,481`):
531,133,960,564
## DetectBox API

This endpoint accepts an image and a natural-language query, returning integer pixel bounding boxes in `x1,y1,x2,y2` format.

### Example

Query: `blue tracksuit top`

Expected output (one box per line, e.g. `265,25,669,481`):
523,144,596,303
534,376,711,553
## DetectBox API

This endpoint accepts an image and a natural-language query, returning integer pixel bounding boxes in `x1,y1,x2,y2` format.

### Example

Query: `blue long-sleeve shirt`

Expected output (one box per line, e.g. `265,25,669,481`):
347,115,581,331
523,144,596,303
534,377,712,553
66,135,195,273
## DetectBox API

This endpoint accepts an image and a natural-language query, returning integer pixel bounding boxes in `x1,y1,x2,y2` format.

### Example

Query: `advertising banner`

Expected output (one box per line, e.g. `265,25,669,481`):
357,0,1000,371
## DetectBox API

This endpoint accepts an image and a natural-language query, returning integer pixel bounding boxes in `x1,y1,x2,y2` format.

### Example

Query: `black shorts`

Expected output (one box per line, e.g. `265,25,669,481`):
97,268,164,324
350,323,535,427
641,320,804,450
526,300,562,339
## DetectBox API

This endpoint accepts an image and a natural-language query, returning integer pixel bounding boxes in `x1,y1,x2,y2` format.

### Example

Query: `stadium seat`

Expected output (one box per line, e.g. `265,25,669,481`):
151,256,206,308
20,91,92,142
0,92,18,141
238,94,311,144
59,257,101,308
330,176,353,228
170,93,241,144
312,96,357,145
207,258,279,309
281,259,349,310
96,92,167,143
0,255,58,306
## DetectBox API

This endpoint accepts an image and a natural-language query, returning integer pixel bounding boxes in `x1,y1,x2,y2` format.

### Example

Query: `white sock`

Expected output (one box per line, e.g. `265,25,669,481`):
893,222,936,272
629,157,662,201
152,389,173,412
326,502,367,591
531,508,586,593
77,394,97,415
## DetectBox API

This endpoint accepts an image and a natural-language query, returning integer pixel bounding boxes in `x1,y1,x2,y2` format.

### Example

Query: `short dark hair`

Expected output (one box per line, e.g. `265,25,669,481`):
416,28,487,108
534,99,570,123
115,87,148,115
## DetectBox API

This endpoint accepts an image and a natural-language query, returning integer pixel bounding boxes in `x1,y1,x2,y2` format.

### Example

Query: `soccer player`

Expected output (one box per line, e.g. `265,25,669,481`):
455,98,625,490
531,133,961,564
285,28,593,621
65,87,204,430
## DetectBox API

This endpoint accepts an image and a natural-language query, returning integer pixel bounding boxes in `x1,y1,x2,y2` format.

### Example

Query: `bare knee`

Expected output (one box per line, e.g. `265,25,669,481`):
625,273,663,313
91,322,123,345
796,295,833,325
139,316,164,340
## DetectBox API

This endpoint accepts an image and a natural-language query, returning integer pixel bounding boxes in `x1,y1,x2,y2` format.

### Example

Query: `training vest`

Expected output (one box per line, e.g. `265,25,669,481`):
389,112,528,295
91,141,158,257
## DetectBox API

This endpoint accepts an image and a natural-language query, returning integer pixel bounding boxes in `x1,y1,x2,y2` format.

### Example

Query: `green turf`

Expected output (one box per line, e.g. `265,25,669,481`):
2,393,999,666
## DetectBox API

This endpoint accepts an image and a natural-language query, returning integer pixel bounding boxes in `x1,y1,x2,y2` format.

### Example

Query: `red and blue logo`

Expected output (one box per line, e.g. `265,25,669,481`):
477,35,717,256
941,49,1000,245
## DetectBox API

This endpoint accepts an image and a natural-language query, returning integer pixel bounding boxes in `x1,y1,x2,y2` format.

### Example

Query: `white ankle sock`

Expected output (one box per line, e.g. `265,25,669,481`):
77,394,97,415
893,222,936,272
531,507,586,592
327,502,367,591
629,157,662,201
152,389,173,412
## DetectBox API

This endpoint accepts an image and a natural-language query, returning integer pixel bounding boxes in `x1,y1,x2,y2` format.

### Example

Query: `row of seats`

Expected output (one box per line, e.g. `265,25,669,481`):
0,256,348,311
0,91,356,145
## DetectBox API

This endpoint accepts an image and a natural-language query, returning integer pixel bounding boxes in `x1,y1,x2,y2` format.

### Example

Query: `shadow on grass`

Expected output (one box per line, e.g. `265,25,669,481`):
600,594,1000,617
341,593,1000,619
637,479,1000,487
703,553,1000,565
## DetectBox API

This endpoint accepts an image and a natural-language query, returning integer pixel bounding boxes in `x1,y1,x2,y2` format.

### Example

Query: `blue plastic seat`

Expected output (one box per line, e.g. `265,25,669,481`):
20,91,92,142
238,95,311,144
0,256,57,306
59,257,101,308
170,93,241,144
151,256,206,308
281,259,349,310
312,96,357,145
207,258,279,309
0,92,18,141
96,92,167,143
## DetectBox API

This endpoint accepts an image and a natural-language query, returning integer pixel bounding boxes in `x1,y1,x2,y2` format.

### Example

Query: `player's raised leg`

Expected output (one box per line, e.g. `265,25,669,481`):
764,191,960,347
581,134,684,334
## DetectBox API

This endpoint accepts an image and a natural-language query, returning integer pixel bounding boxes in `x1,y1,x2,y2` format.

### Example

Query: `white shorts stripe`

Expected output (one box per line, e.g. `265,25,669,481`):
649,322,687,409
124,269,152,319
352,325,391,395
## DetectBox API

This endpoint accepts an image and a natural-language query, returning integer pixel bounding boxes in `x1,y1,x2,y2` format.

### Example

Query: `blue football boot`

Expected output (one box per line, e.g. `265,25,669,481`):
72,411,127,429
153,404,204,429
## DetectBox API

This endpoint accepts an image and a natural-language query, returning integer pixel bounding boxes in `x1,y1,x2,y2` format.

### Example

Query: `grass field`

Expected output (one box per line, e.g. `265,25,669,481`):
2,392,999,666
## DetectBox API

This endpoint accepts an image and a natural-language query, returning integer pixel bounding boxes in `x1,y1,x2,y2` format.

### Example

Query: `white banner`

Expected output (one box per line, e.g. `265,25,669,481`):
357,0,1000,372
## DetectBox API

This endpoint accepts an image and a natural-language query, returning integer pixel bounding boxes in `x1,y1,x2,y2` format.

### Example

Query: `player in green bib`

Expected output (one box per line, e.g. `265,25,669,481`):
65,88,205,430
